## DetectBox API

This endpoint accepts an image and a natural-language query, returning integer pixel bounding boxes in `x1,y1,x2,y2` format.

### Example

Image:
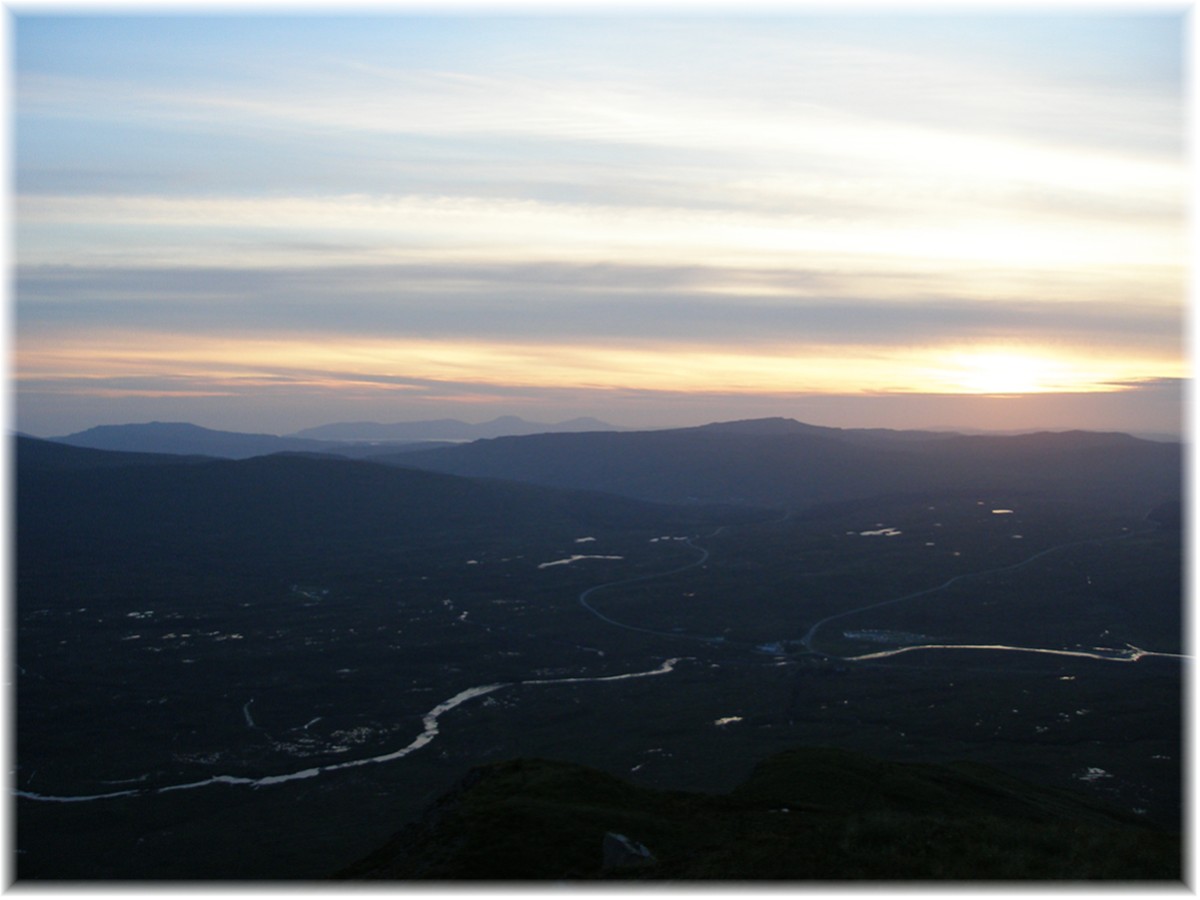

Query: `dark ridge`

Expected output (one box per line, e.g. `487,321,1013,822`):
290,415,620,442
382,421,1180,512
340,747,1180,880
16,435,763,587
15,433,215,470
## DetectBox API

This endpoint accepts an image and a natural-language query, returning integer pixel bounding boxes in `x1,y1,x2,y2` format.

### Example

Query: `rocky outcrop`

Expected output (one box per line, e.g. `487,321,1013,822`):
602,832,656,872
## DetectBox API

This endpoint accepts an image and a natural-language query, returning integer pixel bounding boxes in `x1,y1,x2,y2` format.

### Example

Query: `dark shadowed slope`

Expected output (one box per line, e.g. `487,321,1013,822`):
50,422,352,459
17,436,755,589
17,434,214,469
380,419,1181,512
341,746,1179,880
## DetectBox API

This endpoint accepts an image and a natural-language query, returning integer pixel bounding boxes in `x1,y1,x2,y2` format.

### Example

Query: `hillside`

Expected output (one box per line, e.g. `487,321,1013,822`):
291,414,618,442
341,746,1180,880
17,436,750,589
14,426,1183,880
50,421,343,459
45,418,626,459
383,419,1180,511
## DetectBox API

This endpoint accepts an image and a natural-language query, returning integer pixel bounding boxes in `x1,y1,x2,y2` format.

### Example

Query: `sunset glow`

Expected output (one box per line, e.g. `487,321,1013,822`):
12,12,1187,436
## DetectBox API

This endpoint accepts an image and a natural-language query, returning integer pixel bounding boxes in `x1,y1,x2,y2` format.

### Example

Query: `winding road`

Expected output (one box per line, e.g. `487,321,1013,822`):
570,518,1187,668
17,513,1183,807
577,536,726,644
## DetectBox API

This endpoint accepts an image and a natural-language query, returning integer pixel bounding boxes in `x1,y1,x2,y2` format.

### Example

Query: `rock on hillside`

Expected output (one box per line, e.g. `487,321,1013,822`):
338,747,1180,880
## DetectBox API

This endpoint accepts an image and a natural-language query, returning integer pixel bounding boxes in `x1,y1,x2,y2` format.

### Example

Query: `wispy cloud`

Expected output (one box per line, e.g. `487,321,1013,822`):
12,14,1187,435
15,262,1183,352
15,188,1184,284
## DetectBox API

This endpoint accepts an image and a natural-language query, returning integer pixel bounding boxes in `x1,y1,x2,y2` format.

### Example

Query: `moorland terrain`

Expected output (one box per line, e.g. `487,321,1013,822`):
14,418,1184,879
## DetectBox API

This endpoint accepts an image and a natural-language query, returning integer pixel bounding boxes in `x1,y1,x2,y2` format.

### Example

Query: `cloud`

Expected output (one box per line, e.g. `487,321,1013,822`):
17,24,1183,226
15,187,1185,284
15,261,1182,352
12,14,1186,439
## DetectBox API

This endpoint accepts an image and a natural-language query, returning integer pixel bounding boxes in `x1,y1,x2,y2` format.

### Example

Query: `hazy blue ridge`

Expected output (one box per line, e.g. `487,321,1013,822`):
289,415,620,442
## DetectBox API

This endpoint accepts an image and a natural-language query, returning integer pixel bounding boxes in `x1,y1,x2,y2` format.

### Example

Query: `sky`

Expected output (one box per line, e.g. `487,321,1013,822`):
10,5,1191,437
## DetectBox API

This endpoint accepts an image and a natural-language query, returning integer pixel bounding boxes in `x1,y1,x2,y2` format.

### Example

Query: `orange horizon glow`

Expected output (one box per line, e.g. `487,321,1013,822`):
16,332,1183,401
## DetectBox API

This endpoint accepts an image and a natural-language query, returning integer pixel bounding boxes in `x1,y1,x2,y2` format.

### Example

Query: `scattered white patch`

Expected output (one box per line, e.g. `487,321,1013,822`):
1074,767,1113,783
859,527,901,537
1059,675,1076,681
992,509,1015,515
843,629,929,645
100,774,150,786
713,716,743,727
574,537,596,543
126,611,154,619
122,634,141,641
538,555,623,569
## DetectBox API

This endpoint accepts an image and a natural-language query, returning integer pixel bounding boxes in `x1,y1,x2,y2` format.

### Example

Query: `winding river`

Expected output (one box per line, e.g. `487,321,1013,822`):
16,514,1184,807
15,658,684,804
574,520,1188,667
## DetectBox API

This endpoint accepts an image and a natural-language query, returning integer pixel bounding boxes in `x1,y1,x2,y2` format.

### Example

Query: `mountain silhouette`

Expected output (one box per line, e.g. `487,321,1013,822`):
290,415,619,442
381,418,1180,512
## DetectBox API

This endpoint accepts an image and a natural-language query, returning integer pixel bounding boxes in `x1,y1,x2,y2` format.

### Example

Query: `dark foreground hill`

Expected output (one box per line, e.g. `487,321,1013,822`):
386,418,1181,511
341,746,1180,880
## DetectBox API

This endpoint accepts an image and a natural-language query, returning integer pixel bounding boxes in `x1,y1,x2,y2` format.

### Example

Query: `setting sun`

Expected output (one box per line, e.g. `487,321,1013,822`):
948,351,1066,394
13,13,1185,438
917,348,1138,396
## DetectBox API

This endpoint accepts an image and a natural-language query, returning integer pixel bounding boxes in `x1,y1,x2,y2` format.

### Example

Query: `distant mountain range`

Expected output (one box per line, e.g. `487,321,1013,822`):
383,417,1181,511
47,417,620,459
290,415,618,442
37,416,1180,515
48,421,359,460
34,415,1182,522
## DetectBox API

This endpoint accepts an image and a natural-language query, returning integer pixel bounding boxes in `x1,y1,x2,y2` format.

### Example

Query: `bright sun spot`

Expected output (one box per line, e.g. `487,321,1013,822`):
942,351,1074,394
